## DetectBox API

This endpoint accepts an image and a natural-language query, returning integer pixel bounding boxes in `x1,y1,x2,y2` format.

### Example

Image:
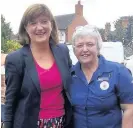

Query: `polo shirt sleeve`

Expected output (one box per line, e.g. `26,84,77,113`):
116,65,133,104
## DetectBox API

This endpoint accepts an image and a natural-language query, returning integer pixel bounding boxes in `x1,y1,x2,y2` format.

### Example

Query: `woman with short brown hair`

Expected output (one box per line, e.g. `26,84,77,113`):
4,4,72,128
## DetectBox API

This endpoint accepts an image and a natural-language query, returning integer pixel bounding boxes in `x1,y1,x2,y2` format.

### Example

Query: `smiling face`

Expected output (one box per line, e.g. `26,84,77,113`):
25,15,52,44
73,35,99,65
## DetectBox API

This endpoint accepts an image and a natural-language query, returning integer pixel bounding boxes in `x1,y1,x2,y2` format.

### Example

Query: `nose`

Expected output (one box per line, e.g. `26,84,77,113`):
82,44,88,51
36,22,44,30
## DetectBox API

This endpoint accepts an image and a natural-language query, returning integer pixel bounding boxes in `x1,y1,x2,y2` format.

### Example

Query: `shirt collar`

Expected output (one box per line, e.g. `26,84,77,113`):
71,55,113,77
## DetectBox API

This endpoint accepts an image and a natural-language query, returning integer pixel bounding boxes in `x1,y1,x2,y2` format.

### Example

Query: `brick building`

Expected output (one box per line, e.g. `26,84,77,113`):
55,1,88,44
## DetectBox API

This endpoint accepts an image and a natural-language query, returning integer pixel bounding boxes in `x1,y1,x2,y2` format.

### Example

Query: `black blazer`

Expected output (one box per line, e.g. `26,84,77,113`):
4,41,73,128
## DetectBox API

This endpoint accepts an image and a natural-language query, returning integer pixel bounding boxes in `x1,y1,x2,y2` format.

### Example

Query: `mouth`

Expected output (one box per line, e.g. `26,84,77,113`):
81,54,91,58
35,32,46,36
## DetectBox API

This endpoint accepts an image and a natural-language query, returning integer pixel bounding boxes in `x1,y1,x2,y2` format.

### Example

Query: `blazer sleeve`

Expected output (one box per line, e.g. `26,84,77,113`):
58,43,72,69
66,45,72,69
4,52,22,128
64,44,72,69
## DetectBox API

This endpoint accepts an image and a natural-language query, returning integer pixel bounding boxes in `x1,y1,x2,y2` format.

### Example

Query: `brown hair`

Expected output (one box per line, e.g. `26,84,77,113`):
18,4,59,45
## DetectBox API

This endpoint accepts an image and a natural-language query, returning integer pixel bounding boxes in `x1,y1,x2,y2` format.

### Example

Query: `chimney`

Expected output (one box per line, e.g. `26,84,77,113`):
122,18,129,28
75,0,83,16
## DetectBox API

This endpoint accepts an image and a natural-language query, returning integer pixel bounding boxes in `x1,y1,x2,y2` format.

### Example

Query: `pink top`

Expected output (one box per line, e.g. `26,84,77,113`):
35,61,65,119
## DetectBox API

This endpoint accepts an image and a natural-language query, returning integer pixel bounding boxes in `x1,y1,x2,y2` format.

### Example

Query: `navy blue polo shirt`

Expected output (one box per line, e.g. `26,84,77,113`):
69,55,133,128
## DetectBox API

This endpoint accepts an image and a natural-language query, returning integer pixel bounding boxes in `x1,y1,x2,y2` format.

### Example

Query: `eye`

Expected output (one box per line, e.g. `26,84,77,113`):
41,20,48,24
77,44,83,48
86,43,94,47
29,21,36,25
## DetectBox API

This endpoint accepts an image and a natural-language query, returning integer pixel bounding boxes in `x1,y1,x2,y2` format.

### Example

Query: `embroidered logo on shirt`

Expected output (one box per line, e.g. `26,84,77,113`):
100,81,109,90
97,77,109,81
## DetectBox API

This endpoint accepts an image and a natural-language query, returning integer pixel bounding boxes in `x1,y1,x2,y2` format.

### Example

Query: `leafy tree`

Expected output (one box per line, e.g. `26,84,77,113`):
113,16,133,56
5,40,22,53
98,28,117,42
1,15,13,52
98,28,105,41
114,16,133,46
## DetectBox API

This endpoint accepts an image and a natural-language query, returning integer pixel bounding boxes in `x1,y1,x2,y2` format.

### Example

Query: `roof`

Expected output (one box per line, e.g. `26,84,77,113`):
54,13,75,30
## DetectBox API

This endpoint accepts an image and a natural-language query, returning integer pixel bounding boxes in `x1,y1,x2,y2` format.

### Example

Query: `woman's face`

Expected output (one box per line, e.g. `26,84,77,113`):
25,15,52,44
73,35,98,65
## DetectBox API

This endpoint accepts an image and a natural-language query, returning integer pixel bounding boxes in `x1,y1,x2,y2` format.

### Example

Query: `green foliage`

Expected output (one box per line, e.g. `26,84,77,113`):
98,28,117,42
114,16,133,46
1,14,14,52
114,18,124,42
113,16,133,56
5,40,22,53
98,28,105,41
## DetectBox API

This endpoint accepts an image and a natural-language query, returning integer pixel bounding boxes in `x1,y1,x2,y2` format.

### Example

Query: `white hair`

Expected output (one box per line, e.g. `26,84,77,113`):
72,25,103,51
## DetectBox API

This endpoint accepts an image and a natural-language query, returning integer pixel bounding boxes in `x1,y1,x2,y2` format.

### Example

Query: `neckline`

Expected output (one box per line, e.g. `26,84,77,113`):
35,60,55,71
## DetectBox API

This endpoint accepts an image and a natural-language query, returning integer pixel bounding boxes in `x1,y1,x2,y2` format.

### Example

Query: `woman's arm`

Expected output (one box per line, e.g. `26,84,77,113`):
116,65,133,128
121,104,133,128
4,53,22,128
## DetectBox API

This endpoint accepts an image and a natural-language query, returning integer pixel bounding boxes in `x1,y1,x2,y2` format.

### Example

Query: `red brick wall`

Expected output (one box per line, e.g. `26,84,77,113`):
66,15,88,43
1,74,5,104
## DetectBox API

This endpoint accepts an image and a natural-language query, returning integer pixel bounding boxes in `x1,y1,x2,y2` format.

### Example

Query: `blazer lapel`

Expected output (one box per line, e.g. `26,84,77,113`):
21,41,68,94
50,42,67,90
22,45,41,94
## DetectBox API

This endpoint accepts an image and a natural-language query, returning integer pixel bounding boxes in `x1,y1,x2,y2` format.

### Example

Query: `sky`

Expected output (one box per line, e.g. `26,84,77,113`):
1,0,133,34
